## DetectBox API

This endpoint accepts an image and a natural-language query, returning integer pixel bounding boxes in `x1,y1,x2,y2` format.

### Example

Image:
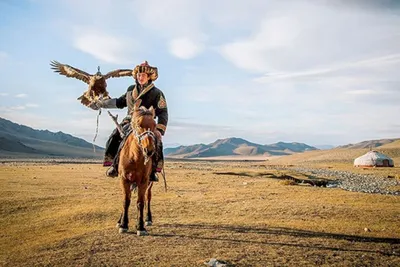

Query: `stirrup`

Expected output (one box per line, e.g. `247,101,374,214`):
106,167,118,178
150,172,159,182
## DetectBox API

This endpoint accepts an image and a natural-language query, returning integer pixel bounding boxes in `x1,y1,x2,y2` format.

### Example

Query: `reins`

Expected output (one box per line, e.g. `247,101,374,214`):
132,127,156,165
92,109,102,154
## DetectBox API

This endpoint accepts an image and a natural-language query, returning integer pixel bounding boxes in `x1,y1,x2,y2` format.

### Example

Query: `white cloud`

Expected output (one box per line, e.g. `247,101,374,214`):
133,0,209,58
134,0,203,36
0,103,39,112
15,94,27,98
57,0,209,60
25,103,39,108
254,54,400,83
73,30,139,65
345,90,378,95
10,106,26,110
219,2,400,74
168,37,205,59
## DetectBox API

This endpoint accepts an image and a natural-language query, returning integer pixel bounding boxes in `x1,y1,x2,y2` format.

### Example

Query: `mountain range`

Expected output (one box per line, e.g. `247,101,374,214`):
164,138,400,158
164,137,317,158
337,138,400,149
1,117,399,160
0,117,104,158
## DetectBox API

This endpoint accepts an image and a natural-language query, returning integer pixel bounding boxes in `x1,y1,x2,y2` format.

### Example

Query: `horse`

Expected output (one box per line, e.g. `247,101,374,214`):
116,105,157,235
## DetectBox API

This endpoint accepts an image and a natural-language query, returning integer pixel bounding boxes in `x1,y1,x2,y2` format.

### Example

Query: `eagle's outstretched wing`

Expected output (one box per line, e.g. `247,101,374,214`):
103,69,133,79
50,60,91,84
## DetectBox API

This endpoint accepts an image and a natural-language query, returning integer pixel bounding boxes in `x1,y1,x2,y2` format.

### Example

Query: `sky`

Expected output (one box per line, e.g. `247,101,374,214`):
0,0,399,148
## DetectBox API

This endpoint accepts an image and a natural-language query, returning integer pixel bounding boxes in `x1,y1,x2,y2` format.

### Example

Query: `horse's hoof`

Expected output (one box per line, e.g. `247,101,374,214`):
119,227,128,234
137,230,148,236
145,221,153,226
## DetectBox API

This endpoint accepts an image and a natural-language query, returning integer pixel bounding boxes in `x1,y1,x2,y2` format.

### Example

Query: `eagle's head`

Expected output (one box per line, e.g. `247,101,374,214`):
95,66,103,78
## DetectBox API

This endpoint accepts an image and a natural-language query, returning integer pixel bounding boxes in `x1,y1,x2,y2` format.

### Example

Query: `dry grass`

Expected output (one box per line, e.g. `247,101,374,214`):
266,141,400,167
0,161,399,266
265,144,400,182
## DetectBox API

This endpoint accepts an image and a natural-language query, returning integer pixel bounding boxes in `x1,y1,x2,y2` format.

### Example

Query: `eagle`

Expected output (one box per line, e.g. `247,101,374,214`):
50,60,133,107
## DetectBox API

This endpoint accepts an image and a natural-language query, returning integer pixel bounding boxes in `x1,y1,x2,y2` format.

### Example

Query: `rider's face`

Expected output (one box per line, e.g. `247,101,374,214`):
137,72,150,85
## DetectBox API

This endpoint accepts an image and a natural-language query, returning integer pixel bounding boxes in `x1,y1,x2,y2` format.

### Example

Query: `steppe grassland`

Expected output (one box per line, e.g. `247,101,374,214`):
0,160,399,266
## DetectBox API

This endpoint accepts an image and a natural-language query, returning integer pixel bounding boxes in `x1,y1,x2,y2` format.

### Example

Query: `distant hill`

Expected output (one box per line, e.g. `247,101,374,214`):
267,138,400,165
0,136,44,154
164,137,317,158
337,138,400,149
0,117,104,158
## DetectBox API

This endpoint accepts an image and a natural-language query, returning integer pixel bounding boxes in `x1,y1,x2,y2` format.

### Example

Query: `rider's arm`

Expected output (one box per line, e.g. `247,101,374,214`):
116,85,135,109
155,92,168,136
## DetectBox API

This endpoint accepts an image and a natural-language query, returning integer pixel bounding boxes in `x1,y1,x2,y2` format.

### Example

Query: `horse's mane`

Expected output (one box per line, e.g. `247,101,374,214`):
134,107,154,117
132,107,155,129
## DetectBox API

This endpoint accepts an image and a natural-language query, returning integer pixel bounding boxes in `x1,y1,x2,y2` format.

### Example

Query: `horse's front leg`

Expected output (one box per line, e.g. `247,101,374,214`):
136,184,148,236
145,182,153,226
118,178,131,234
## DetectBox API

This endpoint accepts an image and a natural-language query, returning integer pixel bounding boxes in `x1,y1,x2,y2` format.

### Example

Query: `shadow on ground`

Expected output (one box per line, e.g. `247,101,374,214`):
153,223,400,256
213,171,334,187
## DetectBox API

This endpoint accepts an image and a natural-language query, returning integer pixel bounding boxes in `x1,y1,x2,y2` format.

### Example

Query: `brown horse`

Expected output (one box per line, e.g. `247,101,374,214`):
116,105,157,235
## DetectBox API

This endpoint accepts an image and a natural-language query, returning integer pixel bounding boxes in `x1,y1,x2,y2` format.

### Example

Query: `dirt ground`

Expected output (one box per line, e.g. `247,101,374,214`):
0,160,399,266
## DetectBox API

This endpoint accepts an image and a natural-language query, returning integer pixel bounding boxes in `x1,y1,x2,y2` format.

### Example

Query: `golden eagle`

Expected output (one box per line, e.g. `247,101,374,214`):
50,60,133,106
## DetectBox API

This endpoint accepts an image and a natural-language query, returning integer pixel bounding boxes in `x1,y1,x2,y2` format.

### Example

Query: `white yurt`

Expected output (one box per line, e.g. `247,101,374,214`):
354,151,394,167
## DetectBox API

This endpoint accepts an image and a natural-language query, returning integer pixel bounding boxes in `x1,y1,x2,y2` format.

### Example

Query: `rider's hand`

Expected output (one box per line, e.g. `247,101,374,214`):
89,99,117,110
154,129,162,140
88,100,102,110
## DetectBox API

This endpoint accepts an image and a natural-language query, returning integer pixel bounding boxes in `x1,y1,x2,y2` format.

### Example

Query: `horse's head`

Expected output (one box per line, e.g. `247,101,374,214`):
131,106,157,161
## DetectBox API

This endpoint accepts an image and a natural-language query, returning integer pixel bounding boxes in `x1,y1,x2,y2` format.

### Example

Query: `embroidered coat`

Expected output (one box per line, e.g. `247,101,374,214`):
115,83,168,135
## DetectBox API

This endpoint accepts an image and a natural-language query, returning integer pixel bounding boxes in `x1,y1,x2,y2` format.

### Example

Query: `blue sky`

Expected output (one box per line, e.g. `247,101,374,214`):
0,0,399,148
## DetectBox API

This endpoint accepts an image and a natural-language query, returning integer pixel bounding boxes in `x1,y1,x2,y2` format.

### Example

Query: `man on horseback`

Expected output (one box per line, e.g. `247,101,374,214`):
89,61,168,181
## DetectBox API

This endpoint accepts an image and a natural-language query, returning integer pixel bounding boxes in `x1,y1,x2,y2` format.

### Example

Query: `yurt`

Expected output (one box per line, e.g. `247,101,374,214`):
354,151,394,167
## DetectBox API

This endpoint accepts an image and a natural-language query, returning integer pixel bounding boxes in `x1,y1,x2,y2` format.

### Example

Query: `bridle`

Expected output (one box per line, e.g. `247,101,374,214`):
133,127,156,165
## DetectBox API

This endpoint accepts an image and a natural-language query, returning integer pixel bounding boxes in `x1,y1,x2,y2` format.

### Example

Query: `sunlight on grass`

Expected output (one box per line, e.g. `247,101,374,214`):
0,161,399,266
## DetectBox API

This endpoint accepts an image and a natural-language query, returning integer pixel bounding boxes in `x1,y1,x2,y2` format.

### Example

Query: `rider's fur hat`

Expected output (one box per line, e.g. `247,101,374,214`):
133,61,158,81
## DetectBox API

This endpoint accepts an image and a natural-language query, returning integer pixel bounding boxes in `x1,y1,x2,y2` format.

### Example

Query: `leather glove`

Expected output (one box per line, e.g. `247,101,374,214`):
88,99,117,110
88,101,101,110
